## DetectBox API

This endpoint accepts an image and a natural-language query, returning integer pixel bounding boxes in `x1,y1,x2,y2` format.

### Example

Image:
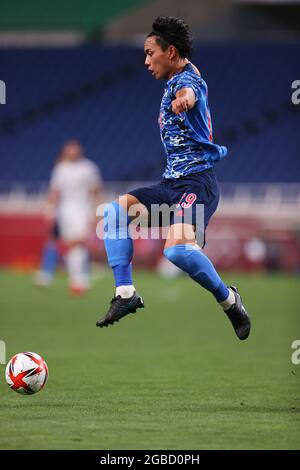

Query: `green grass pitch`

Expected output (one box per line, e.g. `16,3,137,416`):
0,270,299,450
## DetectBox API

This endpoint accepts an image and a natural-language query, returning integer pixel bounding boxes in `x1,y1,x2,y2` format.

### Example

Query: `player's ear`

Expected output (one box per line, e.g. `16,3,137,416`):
168,45,177,60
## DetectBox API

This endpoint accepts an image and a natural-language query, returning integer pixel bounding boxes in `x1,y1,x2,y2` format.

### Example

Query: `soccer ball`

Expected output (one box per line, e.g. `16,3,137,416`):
5,352,48,395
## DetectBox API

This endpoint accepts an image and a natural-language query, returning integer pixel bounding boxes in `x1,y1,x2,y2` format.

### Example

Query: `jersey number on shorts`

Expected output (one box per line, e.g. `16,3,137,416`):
177,193,197,209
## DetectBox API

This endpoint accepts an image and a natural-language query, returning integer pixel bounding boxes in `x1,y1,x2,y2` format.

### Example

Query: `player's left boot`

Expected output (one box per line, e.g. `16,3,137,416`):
223,286,251,340
96,292,144,328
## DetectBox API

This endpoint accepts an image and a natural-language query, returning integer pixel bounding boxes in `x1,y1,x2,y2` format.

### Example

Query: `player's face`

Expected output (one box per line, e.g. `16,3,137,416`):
62,141,83,161
144,36,172,80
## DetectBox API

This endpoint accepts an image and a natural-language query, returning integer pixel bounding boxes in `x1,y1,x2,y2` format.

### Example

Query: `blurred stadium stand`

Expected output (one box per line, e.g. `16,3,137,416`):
0,44,299,185
0,0,299,272
0,0,151,34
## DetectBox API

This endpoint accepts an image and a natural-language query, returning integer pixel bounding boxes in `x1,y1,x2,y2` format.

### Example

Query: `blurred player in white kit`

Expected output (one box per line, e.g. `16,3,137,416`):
46,139,102,293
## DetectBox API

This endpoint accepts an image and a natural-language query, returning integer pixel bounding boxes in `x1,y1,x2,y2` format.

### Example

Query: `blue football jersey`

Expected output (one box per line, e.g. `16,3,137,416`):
159,62,227,179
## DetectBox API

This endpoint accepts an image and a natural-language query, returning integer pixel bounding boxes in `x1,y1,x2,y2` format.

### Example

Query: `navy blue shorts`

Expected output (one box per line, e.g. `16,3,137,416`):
128,169,220,235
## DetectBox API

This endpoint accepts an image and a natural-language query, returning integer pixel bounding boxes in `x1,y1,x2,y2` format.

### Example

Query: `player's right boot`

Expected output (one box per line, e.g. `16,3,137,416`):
223,286,251,340
96,292,144,328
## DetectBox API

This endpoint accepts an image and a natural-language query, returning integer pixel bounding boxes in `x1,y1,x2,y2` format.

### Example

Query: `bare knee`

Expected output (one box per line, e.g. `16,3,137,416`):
118,194,140,212
164,223,196,251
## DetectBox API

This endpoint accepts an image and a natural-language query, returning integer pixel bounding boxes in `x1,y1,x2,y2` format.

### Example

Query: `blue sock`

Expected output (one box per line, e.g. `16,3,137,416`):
164,244,229,302
103,201,133,287
112,265,133,287
41,241,58,277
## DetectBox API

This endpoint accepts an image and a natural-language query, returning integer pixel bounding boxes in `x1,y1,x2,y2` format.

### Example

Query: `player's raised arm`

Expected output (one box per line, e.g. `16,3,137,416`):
171,87,196,115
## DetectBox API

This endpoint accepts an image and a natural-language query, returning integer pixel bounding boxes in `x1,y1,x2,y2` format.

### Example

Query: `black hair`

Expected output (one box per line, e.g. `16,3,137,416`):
148,16,193,59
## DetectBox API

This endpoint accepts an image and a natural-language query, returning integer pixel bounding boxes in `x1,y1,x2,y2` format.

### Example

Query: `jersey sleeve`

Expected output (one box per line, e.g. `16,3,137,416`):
173,72,199,101
49,165,63,191
87,161,102,189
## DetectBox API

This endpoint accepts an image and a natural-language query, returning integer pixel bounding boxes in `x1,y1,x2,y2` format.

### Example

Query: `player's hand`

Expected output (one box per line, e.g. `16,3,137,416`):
171,97,190,115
